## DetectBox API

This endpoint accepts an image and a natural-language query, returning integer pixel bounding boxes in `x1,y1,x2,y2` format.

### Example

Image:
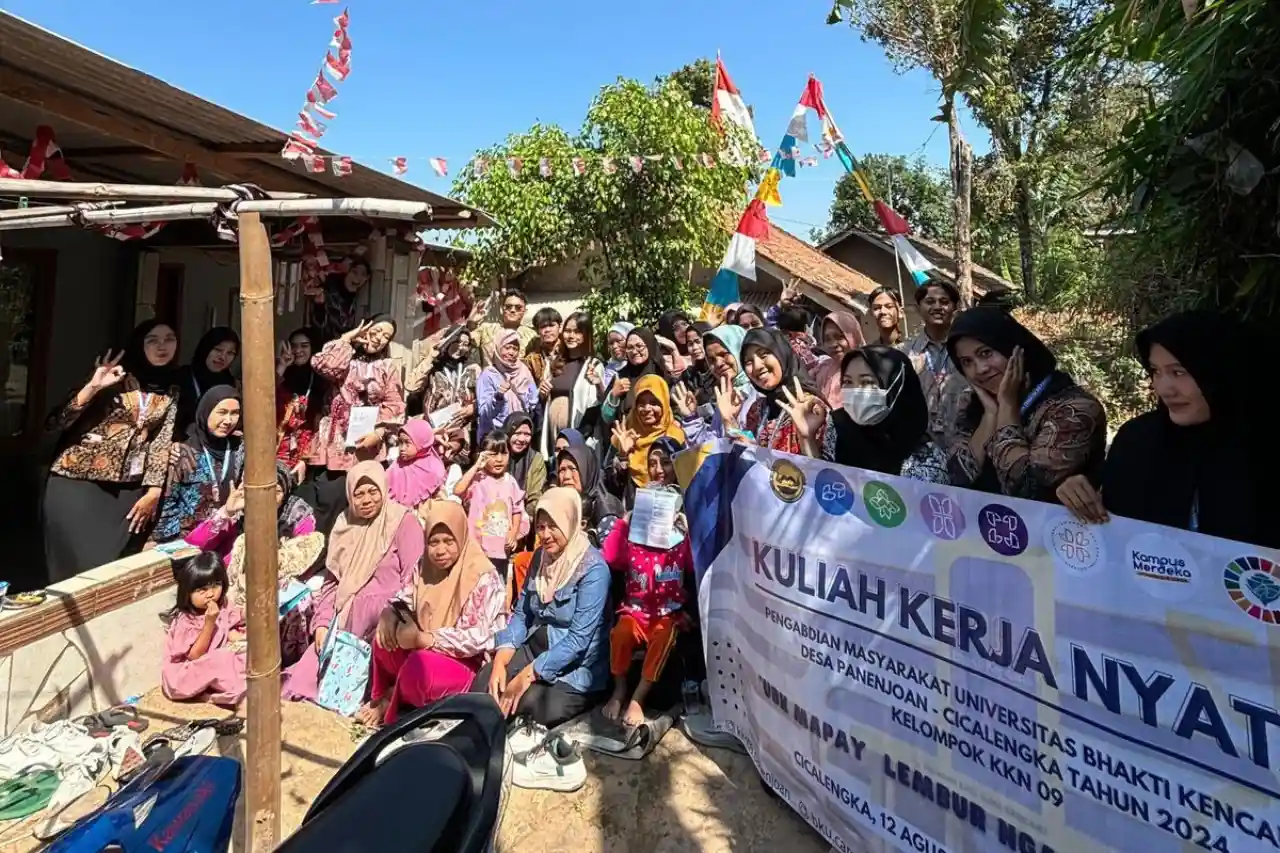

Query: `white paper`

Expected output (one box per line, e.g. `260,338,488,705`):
429,403,461,431
629,488,679,549
344,405,379,448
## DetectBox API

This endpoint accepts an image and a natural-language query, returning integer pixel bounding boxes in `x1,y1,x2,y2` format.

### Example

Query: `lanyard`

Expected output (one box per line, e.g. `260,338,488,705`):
136,392,152,427
1020,375,1053,418
192,377,201,400
1189,492,1200,533
203,447,232,503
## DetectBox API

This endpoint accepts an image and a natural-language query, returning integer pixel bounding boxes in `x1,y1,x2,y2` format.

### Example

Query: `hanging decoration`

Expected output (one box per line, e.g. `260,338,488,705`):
93,163,202,241
280,7,352,165
0,125,73,181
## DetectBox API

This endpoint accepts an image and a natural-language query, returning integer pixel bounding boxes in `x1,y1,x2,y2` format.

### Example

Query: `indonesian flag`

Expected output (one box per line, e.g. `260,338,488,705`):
429,157,448,177
701,199,770,321
711,57,755,139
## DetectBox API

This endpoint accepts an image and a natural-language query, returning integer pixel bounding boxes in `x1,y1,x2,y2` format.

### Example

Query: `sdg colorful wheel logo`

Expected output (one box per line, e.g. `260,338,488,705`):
1223,556,1280,624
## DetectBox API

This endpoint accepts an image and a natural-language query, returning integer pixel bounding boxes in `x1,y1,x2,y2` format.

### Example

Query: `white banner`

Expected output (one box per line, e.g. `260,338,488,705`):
681,441,1280,853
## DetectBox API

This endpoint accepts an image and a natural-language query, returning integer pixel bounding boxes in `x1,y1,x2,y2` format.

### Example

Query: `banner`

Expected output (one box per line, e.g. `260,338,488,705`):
682,441,1280,853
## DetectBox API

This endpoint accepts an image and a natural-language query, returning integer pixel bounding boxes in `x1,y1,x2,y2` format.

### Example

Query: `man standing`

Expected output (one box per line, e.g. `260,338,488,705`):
471,287,537,369
524,307,563,402
900,280,964,448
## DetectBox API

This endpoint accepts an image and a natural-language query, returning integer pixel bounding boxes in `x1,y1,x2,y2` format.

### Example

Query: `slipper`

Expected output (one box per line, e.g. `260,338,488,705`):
174,727,216,759
0,770,59,821
117,744,174,787
77,706,148,738
32,764,109,841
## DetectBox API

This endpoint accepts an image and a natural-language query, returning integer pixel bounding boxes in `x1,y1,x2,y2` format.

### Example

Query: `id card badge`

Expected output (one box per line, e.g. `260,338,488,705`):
126,450,146,479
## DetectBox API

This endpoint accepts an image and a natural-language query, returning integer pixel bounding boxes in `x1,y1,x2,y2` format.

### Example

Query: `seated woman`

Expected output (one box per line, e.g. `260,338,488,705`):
357,502,506,727
472,487,610,734
152,386,245,548
1057,311,1277,547
606,375,686,508
282,461,424,704
387,418,447,511
556,442,624,545
188,460,318,563
505,413,548,536
678,325,756,444
945,308,1106,502
736,328,836,460
834,346,949,483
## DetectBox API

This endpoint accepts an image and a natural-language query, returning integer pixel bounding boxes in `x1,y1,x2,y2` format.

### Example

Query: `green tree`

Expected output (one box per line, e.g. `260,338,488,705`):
667,58,716,110
452,71,752,324
821,154,953,241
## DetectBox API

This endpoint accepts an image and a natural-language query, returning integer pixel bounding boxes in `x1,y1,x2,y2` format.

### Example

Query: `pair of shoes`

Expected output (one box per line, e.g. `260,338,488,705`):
505,718,548,761
512,733,586,793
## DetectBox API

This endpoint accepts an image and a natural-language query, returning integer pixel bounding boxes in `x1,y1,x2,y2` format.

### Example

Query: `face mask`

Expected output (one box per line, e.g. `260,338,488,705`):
841,369,902,426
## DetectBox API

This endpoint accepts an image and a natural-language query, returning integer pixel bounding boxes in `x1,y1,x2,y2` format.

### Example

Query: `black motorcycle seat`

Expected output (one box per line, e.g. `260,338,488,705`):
277,743,468,852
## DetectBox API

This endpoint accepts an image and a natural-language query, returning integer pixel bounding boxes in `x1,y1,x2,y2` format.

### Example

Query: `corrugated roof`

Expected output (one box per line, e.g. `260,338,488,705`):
0,11,492,227
817,226,1012,294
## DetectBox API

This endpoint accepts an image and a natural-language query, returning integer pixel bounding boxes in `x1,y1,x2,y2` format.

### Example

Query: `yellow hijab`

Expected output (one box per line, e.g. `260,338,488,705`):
624,374,686,487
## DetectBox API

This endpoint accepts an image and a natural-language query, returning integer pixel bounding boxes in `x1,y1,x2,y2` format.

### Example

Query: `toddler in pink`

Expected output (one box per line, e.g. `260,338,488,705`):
453,428,529,577
162,551,247,707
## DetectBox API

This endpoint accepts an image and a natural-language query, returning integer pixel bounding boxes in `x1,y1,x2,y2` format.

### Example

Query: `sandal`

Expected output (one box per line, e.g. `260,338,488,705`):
77,705,148,738
0,770,60,821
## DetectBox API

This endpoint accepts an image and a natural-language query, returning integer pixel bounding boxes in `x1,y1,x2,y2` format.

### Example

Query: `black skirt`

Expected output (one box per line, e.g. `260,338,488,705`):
42,475,146,583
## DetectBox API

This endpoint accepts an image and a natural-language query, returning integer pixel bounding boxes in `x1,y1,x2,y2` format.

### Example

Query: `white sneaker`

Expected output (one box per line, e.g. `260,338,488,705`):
505,719,548,760
512,735,586,792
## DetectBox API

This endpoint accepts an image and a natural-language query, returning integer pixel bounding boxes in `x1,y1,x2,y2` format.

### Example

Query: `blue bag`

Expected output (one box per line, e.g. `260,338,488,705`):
316,618,371,717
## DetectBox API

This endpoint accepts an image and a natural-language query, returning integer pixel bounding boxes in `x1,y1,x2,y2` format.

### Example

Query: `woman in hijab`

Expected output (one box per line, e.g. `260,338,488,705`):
554,427,587,455
283,461,424,703
473,487,610,731
43,319,181,580
681,321,716,409
539,312,603,459
175,327,240,436
505,412,548,526
834,347,947,482
1057,311,1277,547
357,501,506,726
688,324,757,445
723,303,744,326
601,321,636,393
387,418,447,510
814,311,868,409
310,314,406,534
657,310,693,356
315,259,372,344
405,325,480,420
556,441,624,544
476,329,539,444
601,328,667,424
607,375,687,506
738,328,836,460
152,385,246,545
186,460,318,564
275,326,327,484
734,303,766,331
946,307,1106,502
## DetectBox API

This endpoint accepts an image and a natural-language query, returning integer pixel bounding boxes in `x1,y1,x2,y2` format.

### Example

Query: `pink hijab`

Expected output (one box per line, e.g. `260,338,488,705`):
815,311,867,409
387,418,446,509
493,329,536,412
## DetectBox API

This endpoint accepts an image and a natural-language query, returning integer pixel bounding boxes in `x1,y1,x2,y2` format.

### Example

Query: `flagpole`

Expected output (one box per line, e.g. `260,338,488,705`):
893,238,911,339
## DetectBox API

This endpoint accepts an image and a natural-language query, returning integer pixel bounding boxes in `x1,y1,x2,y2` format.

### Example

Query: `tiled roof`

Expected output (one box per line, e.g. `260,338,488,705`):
818,226,1013,294
733,221,881,305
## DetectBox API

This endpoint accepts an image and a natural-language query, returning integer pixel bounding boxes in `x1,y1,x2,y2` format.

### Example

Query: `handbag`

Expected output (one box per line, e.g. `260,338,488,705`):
316,615,371,717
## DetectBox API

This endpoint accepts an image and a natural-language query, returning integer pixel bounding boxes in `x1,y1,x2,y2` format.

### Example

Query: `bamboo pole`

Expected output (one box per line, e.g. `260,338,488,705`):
0,202,122,221
0,197,435,231
237,211,283,852
0,178,311,202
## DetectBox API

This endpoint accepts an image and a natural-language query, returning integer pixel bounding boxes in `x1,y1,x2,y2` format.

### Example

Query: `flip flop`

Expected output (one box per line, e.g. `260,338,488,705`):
0,770,59,821
77,705,148,737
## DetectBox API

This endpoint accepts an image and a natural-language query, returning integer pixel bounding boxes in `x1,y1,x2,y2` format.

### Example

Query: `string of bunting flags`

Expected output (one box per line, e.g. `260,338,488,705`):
280,6,352,166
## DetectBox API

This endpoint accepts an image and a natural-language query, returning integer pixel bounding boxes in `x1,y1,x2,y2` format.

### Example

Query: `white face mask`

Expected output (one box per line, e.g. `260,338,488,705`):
841,369,902,426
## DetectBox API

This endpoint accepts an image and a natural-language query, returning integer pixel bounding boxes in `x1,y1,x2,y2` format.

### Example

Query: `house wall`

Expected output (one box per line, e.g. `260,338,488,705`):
821,239,925,335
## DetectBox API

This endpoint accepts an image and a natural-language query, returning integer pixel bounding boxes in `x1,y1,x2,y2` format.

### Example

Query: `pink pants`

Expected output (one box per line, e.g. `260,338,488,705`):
371,643,480,724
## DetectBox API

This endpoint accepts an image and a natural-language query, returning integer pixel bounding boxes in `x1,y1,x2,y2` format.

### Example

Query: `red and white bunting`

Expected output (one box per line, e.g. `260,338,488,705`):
429,157,448,177
392,156,408,175
280,7,352,163
0,125,73,180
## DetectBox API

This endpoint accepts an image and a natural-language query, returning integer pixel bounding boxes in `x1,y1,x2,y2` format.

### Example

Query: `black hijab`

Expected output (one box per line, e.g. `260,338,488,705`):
945,307,1068,423
505,412,538,490
608,328,667,410
832,347,930,474
1103,311,1275,546
557,442,621,528
186,385,241,499
281,326,325,398
742,327,818,421
187,327,240,397
121,319,179,391
658,311,692,355
735,303,765,328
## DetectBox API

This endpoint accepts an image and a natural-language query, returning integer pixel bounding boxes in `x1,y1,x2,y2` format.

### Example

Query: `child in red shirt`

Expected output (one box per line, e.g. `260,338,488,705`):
600,437,692,727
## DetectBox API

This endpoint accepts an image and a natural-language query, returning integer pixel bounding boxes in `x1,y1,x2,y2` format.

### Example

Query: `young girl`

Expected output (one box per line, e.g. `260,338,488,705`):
600,437,692,727
453,429,529,579
387,418,447,510
162,552,247,707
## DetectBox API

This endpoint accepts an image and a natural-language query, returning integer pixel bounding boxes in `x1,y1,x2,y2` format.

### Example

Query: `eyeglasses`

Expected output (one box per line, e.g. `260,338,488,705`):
503,302,524,311
625,344,647,353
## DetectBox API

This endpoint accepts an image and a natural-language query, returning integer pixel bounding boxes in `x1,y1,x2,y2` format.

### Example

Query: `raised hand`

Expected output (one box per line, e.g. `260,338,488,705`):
611,422,638,456
779,378,825,440
670,383,696,419
714,376,744,427
612,377,631,399
223,481,247,515
89,350,127,392
341,320,374,345
997,346,1025,411
276,342,291,376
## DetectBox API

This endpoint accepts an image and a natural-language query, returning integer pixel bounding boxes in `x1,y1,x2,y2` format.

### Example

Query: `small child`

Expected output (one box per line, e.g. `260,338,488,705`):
454,429,529,579
600,437,692,727
162,551,248,707
439,428,472,503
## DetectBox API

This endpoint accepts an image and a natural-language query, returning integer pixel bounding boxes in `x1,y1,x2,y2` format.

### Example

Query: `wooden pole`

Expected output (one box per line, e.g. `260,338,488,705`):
0,178,311,202
0,197,435,231
237,211,283,852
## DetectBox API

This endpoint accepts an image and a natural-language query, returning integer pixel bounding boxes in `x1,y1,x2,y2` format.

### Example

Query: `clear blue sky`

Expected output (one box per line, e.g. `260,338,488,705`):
6,0,984,243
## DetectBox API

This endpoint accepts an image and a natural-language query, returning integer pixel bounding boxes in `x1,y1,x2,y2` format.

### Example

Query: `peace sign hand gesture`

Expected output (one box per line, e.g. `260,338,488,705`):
611,422,639,456
341,320,374,345
89,350,127,392
714,376,744,427
779,378,825,440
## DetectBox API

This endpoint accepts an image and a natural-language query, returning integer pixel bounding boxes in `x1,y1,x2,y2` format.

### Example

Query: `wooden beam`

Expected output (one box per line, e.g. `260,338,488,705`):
0,65,338,196
60,145,158,158
210,142,284,155
0,178,310,202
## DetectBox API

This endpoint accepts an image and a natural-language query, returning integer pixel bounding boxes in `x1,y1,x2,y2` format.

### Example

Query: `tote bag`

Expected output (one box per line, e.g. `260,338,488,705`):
316,617,371,717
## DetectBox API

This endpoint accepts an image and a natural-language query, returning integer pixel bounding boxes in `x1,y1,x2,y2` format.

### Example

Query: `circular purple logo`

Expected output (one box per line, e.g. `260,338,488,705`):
979,504,1028,557
920,493,966,540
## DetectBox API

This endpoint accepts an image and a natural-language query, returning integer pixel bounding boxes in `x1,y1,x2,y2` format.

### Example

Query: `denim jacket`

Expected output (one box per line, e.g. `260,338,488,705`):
496,547,611,694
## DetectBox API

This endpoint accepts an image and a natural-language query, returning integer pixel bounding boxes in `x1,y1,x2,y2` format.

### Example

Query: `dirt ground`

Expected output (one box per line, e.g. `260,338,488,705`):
1,693,830,852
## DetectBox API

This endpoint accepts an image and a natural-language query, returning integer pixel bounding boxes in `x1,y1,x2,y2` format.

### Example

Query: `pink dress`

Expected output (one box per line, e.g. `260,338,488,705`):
371,570,508,724
162,605,247,706
185,509,317,563
464,473,529,562
281,513,424,703
309,339,406,472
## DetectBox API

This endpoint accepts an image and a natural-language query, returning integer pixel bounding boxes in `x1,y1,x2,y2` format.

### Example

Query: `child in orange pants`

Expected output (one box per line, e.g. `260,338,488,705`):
600,440,692,727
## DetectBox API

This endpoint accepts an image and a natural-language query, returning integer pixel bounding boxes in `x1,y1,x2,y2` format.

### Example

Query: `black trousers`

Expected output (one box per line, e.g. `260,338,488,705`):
470,627,604,729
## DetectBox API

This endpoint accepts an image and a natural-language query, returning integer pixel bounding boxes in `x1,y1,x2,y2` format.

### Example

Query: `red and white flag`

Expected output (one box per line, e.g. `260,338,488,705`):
711,57,755,139
392,156,408,175
429,157,448,177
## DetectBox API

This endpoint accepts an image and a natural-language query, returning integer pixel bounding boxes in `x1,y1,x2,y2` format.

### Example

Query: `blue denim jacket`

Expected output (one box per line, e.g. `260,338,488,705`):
495,547,611,694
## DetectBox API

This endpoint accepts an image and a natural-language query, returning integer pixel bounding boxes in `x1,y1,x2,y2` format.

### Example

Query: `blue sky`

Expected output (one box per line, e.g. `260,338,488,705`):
6,0,984,243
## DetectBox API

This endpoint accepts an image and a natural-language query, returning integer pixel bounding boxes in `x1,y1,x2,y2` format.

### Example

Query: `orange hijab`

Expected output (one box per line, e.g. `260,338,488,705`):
624,374,686,487
415,501,500,630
